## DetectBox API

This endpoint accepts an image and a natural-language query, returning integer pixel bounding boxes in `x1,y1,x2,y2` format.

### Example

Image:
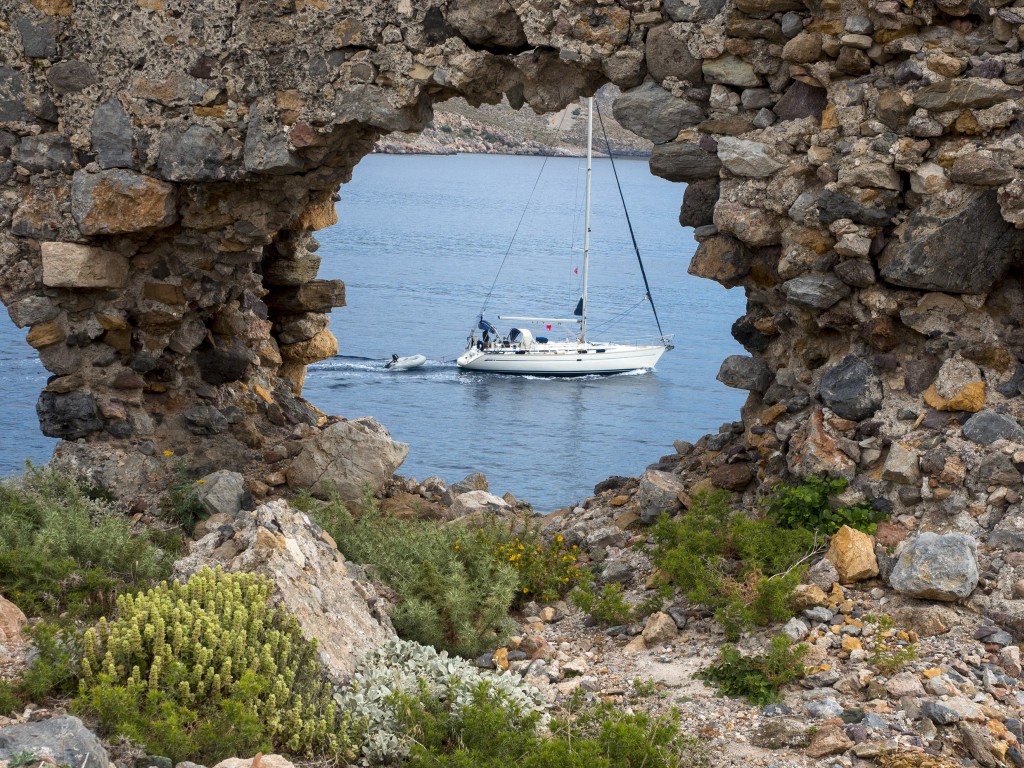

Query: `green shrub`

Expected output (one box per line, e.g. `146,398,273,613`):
398,685,708,768
0,467,176,620
340,638,547,764
763,476,883,535
651,489,820,640
302,489,518,658
571,580,669,627
160,454,206,535
477,513,584,605
73,567,357,765
0,679,19,716
15,621,82,703
698,634,808,705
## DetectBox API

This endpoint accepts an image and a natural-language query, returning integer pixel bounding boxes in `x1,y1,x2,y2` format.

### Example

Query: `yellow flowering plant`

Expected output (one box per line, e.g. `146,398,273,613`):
477,513,584,606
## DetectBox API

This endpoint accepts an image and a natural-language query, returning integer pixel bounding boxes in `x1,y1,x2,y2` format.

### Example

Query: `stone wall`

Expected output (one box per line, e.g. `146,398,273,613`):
1,0,1023,511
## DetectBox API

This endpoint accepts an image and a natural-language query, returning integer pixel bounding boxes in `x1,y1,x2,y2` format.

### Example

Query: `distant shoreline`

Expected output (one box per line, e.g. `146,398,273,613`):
372,146,652,159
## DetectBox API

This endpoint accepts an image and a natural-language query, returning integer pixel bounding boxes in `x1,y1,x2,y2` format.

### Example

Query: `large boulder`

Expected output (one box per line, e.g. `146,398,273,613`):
716,137,784,177
448,490,510,519
649,142,722,182
817,355,882,421
0,595,26,643
787,408,857,480
878,189,1020,294
717,354,771,392
197,469,248,517
613,81,705,144
175,499,395,681
889,532,979,601
636,469,687,523
0,716,108,768
286,417,409,503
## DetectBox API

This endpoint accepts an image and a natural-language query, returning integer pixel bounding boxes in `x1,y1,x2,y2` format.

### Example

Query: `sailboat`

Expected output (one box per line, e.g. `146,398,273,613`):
456,96,673,376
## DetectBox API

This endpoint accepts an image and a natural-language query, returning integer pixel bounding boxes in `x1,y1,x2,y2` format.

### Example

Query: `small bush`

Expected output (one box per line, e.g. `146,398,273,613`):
571,580,668,627
340,638,547,764
651,490,820,640
159,454,206,535
0,467,176,620
699,635,807,705
477,513,584,605
303,489,518,658
0,679,19,716
15,622,82,703
763,476,883,535
74,567,357,765
398,685,709,768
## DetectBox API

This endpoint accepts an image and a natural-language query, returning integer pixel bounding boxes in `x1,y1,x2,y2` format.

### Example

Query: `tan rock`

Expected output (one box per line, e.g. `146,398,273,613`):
792,583,829,610
280,328,338,365
294,197,338,231
539,606,557,622
214,755,296,768
641,611,678,646
841,635,863,652
144,282,187,305
71,169,177,235
826,525,878,583
804,724,854,758
41,242,129,289
492,647,509,671
0,595,27,642
26,320,65,348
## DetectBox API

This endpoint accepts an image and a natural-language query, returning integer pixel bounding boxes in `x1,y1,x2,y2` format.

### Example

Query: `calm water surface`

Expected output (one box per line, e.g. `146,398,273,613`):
0,153,746,511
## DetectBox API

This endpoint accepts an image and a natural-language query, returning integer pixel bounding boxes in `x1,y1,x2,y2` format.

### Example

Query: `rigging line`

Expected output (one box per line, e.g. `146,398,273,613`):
479,152,553,317
593,99,666,339
588,296,647,335
481,103,574,318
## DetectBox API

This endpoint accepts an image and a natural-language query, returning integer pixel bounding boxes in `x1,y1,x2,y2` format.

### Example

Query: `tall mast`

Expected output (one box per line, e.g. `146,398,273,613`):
580,97,593,343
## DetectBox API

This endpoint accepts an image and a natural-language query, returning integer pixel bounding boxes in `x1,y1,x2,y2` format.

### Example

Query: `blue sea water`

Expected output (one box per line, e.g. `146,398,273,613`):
0,153,746,511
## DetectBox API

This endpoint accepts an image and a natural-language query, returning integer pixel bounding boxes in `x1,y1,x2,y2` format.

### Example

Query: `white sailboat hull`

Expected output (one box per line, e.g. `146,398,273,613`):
457,341,668,376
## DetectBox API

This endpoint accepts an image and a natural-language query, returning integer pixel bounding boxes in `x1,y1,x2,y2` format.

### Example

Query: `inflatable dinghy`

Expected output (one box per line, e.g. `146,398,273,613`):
385,354,427,371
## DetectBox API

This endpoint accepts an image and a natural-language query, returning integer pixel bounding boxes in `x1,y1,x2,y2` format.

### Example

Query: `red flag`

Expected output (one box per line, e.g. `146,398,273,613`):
574,267,579,274
546,324,552,330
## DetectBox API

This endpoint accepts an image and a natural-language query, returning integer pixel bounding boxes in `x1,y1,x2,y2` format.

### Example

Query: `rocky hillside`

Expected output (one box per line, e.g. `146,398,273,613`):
375,86,653,156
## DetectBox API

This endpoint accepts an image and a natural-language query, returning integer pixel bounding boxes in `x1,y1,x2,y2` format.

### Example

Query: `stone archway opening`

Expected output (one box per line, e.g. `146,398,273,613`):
3,0,1024,519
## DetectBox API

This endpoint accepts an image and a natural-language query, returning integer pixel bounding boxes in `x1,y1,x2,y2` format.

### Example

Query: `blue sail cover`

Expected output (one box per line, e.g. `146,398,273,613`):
573,298,583,317
478,318,498,334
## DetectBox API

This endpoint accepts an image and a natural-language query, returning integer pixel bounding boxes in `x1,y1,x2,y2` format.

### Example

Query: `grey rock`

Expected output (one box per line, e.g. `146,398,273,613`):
806,698,844,718
645,24,704,84
717,354,771,392
599,561,633,584
158,124,234,181
664,0,729,21
666,603,688,629
782,274,851,309
244,106,301,174
585,526,629,551
613,81,704,145
890,532,979,601
914,79,1023,111
781,616,809,641
977,453,1021,487
803,606,833,624
818,188,898,227
197,469,247,516
18,133,73,172
833,259,875,288
184,405,229,436
0,715,108,768
0,67,29,123
46,60,97,94
780,12,803,37
949,154,1015,186
447,0,526,47
716,137,784,177
8,296,59,328
996,365,1024,398
448,471,489,497
91,97,135,169
16,15,59,59
636,469,686,523
962,411,1024,445
845,15,873,34
741,88,774,109
448,489,510,518
773,81,827,122
137,757,172,768
285,417,409,504
919,700,961,725
36,392,103,440
807,555,841,591
649,142,721,182
474,652,496,669
752,108,776,128
702,54,761,87
679,178,719,228
882,442,920,485
894,60,924,84
817,355,882,420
